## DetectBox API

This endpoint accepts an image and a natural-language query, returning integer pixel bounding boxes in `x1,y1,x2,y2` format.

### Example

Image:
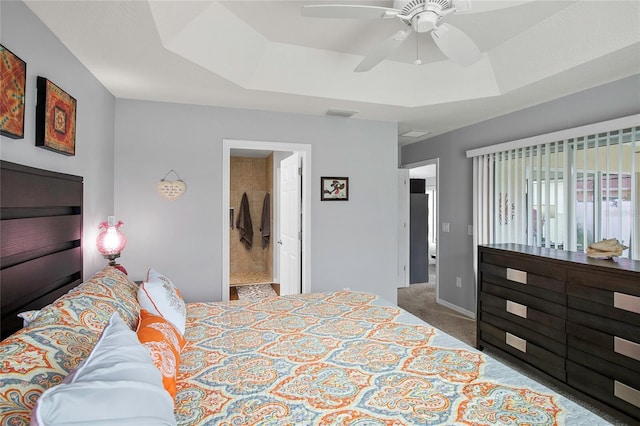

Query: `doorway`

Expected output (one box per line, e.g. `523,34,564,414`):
228,152,278,299
398,159,439,297
222,139,312,302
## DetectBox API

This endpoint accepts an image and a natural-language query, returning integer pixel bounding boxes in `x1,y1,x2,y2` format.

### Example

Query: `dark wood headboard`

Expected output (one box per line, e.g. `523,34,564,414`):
1,161,83,339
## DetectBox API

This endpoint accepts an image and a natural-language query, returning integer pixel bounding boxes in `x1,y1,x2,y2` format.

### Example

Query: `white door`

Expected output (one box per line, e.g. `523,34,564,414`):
398,169,410,287
278,152,301,295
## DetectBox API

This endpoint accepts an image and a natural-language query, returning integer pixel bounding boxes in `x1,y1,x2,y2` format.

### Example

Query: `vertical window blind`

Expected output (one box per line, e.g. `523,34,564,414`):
468,116,640,271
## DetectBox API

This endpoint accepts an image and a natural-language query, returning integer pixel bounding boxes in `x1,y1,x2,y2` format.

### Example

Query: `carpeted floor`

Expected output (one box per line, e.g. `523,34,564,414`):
397,282,476,347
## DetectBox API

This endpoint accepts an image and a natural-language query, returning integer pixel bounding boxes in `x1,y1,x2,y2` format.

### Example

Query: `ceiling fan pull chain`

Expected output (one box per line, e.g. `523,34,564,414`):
415,31,422,65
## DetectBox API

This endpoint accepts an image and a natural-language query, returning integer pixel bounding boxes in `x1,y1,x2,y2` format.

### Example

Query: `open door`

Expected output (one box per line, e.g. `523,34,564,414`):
278,152,301,295
398,169,409,287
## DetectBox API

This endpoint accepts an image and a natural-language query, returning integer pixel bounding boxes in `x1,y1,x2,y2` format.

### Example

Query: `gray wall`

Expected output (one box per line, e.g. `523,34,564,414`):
114,100,399,304
0,0,116,279
401,74,640,314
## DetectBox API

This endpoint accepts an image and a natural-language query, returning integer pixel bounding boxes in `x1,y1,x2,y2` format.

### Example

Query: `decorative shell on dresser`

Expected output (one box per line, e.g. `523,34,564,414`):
586,238,628,259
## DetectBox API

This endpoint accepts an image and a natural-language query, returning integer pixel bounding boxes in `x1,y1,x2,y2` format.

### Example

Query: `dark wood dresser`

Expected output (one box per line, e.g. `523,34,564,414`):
477,244,640,422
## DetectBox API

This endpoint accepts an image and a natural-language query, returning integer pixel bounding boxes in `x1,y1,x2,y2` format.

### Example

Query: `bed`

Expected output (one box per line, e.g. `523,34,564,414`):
0,161,617,425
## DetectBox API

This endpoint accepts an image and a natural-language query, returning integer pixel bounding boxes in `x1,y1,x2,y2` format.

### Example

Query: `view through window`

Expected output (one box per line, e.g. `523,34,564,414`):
478,125,639,260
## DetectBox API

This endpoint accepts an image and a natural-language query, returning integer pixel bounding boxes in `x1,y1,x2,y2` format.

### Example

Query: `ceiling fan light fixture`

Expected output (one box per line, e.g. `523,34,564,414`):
411,11,439,32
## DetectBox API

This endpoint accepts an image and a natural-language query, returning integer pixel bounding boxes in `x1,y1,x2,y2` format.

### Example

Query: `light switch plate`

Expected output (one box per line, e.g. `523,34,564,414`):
442,222,450,232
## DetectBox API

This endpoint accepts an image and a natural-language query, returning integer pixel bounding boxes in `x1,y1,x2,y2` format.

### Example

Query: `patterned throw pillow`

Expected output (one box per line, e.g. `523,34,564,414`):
0,321,98,424
137,269,186,335
38,266,140,332
30,313,175,425
0,266,141,424
137,309,186,399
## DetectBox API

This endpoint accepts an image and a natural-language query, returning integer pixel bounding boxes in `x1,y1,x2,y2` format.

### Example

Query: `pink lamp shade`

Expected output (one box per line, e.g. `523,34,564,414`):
96,216,127,261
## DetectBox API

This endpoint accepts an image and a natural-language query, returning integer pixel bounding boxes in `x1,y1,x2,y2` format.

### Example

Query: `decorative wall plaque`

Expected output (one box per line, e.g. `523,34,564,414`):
158,170,186,200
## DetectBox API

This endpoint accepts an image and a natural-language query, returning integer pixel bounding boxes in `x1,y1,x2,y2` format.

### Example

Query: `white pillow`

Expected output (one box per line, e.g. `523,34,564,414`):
17,310,41,327
31,313,176,426
137,268,186,335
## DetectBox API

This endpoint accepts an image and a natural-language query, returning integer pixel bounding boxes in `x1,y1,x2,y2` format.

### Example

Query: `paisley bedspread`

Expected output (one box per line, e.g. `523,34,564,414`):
175,291,610,425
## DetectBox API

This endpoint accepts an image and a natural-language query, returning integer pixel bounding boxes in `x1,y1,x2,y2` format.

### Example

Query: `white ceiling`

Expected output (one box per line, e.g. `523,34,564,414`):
24,0,640,146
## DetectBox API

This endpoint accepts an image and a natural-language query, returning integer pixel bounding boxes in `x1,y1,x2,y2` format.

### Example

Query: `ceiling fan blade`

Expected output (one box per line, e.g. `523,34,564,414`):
355,30,410,72
302,4,399,19
431,23,481,66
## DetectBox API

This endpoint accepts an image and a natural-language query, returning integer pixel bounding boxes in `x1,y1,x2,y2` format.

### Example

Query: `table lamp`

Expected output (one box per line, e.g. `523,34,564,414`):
96,216,127,273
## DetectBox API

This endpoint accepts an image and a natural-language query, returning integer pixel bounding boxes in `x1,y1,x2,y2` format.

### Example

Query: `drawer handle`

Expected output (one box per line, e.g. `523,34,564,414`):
614,381,640,409
506,300,528,319
506,268,527,284
614,336,640,362
614,292,640,315
506,332,527,353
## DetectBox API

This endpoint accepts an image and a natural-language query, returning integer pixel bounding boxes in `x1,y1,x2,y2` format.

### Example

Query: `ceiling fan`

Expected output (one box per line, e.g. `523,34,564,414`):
301,0,482,72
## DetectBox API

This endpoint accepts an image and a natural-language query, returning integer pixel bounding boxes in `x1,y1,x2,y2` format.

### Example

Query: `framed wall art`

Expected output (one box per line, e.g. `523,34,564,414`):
321,176,349,201
36,76,77,156
0,45,27,139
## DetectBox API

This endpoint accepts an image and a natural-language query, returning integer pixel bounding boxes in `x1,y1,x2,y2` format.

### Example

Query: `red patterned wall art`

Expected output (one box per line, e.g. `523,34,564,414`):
36,76,76,155
0,45,27,139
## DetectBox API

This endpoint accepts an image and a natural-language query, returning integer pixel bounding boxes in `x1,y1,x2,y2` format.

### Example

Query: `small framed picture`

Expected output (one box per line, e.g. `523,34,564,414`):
0,45,27,139
321,177,348,201
36,76,77,156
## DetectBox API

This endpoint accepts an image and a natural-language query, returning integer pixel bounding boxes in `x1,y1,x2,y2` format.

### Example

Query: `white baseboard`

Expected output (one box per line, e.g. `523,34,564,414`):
436,297,476,319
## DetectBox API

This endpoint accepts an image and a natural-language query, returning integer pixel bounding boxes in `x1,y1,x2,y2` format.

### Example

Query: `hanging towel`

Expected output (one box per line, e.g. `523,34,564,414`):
260,193,271,248
236,192,253,249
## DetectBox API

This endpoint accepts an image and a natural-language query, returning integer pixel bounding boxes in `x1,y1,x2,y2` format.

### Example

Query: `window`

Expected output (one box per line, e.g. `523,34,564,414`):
470,118,639,261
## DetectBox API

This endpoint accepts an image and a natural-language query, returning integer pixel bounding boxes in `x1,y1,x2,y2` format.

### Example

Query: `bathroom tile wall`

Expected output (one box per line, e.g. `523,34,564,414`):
230,156,272,281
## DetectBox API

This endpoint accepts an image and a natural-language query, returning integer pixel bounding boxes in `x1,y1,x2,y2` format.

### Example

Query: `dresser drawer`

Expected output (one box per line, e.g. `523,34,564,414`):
568,283,640,325
568,346,640,390
569,268,640,297
481,266,565,304
480,291,565,342
567,360,640,421
481,282,566,318
568,307,640,345
481,250,568,281
567,322,640,373
479,321,565,381
481,311,565,356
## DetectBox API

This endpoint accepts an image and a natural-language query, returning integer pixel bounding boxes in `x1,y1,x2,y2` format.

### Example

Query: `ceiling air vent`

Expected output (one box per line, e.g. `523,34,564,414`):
326,109,358,118
400,129,431,138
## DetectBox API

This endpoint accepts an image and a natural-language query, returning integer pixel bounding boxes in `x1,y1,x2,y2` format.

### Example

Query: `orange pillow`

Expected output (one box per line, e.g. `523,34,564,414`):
136,309,186,399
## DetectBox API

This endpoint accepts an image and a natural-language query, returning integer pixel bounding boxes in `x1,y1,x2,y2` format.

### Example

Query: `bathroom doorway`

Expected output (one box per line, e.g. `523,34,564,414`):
221,139,311,302
228,152,278,299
